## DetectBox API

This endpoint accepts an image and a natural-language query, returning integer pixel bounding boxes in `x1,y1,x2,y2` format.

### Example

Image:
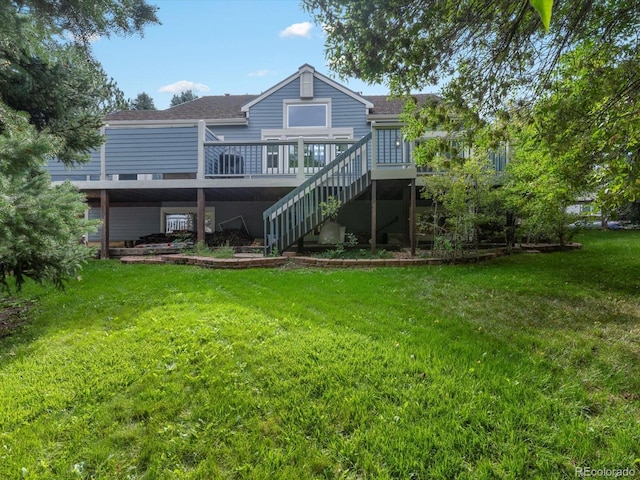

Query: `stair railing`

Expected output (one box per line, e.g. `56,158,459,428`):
263,132,372,254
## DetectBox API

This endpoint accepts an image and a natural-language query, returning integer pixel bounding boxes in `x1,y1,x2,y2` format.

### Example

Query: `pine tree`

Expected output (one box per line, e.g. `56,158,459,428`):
0,104,98,291
130,92,156,110
170,90,199,107
0,1,158,290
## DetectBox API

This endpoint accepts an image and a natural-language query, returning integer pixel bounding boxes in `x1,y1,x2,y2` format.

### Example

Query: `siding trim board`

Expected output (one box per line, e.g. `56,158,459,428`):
260,127,354,140
106,119,248,128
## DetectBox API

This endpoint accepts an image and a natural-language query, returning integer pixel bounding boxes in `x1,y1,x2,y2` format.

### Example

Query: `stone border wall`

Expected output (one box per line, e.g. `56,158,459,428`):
119,243,581,269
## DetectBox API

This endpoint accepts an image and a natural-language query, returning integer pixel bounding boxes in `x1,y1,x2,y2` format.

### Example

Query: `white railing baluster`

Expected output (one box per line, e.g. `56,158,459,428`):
261,133,373,254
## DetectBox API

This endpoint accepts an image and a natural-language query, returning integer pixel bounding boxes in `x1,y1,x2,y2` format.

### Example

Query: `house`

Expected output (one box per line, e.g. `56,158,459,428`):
47,64,504,257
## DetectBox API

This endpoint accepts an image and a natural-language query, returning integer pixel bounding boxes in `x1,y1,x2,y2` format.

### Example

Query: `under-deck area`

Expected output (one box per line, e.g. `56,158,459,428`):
68,125,507,257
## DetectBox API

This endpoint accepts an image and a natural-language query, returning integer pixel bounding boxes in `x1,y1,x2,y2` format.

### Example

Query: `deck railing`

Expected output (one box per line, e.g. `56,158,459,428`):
50,126,509,184
414,142,510,175
203,139,360,178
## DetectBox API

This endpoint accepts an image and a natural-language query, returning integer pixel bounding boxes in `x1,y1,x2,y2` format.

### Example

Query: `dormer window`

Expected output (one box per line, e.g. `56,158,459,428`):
286,103,328,128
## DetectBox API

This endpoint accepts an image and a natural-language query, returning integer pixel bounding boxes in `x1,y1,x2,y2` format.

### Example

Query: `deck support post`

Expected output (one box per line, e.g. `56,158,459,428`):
197,120,206,180
197,188,206,245
99,126,106,181
297,137,305,179
410,178,416,256
371,180,377,254
100,189,110,259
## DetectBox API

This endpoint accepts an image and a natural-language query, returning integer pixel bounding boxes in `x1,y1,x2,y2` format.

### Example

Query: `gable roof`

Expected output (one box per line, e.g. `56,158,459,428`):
104,64,437,123
240,64,374,113
105,93,437,123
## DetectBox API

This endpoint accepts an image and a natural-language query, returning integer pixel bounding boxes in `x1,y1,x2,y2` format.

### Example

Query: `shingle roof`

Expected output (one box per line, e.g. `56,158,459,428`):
364,94,438,115
105,93,438,122
106,95,258,121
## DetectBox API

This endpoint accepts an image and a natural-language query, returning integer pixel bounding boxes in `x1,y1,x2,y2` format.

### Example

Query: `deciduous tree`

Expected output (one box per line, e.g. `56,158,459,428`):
304,0,637,111
504,120,580,244
304,0,640,215
527,41,640,210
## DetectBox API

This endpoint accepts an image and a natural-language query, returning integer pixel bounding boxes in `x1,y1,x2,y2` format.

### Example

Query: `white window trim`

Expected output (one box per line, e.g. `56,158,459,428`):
160,207,215,234
283,98,332,129
261,127,353,140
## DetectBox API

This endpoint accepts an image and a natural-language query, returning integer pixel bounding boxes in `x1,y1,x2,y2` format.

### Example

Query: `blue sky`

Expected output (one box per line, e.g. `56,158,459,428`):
90,0,394,110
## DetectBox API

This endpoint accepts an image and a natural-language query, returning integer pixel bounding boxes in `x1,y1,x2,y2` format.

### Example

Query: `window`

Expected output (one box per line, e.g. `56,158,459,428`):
165,213,195,233
266,144,280,170
288,143,326,168
261,124,353,173
287,104,327,128
161,207,214,234
110,173,194,180
163,172,196,180
117,174,137,181
165,213,214,234
335,137,351,158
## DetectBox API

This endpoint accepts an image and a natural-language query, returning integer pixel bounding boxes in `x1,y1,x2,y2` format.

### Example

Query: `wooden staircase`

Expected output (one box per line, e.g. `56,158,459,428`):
263,132,372,254
262,128,511,254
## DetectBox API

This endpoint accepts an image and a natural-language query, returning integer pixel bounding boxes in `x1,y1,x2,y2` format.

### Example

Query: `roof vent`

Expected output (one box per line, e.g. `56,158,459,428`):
300,71,313,99
224,93,230,96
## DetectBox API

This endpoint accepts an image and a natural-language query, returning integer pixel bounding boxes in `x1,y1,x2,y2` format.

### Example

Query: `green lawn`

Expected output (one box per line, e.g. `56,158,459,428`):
1,231,639,479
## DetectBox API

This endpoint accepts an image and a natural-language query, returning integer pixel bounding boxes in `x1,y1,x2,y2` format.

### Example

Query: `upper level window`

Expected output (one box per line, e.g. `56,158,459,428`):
287,104,327,128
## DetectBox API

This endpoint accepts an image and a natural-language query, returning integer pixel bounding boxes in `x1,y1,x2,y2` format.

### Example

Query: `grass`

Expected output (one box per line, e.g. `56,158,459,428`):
184,241,236,258
1,230,639,479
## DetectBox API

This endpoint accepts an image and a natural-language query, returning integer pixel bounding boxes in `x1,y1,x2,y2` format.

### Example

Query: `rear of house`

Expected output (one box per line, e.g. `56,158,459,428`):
47,64,467,256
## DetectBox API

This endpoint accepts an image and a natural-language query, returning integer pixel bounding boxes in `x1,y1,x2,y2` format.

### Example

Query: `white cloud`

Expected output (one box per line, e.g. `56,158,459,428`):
248,69,272,77
279,21,313,38
158,80,210,94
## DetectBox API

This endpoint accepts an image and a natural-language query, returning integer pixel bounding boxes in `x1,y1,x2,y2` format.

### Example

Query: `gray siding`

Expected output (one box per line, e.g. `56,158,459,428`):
90,202,272,242
105,126,198,175
209,76,370,141
48,126,199,179
206,76,371,175
89,206,161,241
314,79,371,139
212,201,273,237
205,127,222,176
375,128,405,165
47,150,101,181
205,128,217,172
52,76,372,180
